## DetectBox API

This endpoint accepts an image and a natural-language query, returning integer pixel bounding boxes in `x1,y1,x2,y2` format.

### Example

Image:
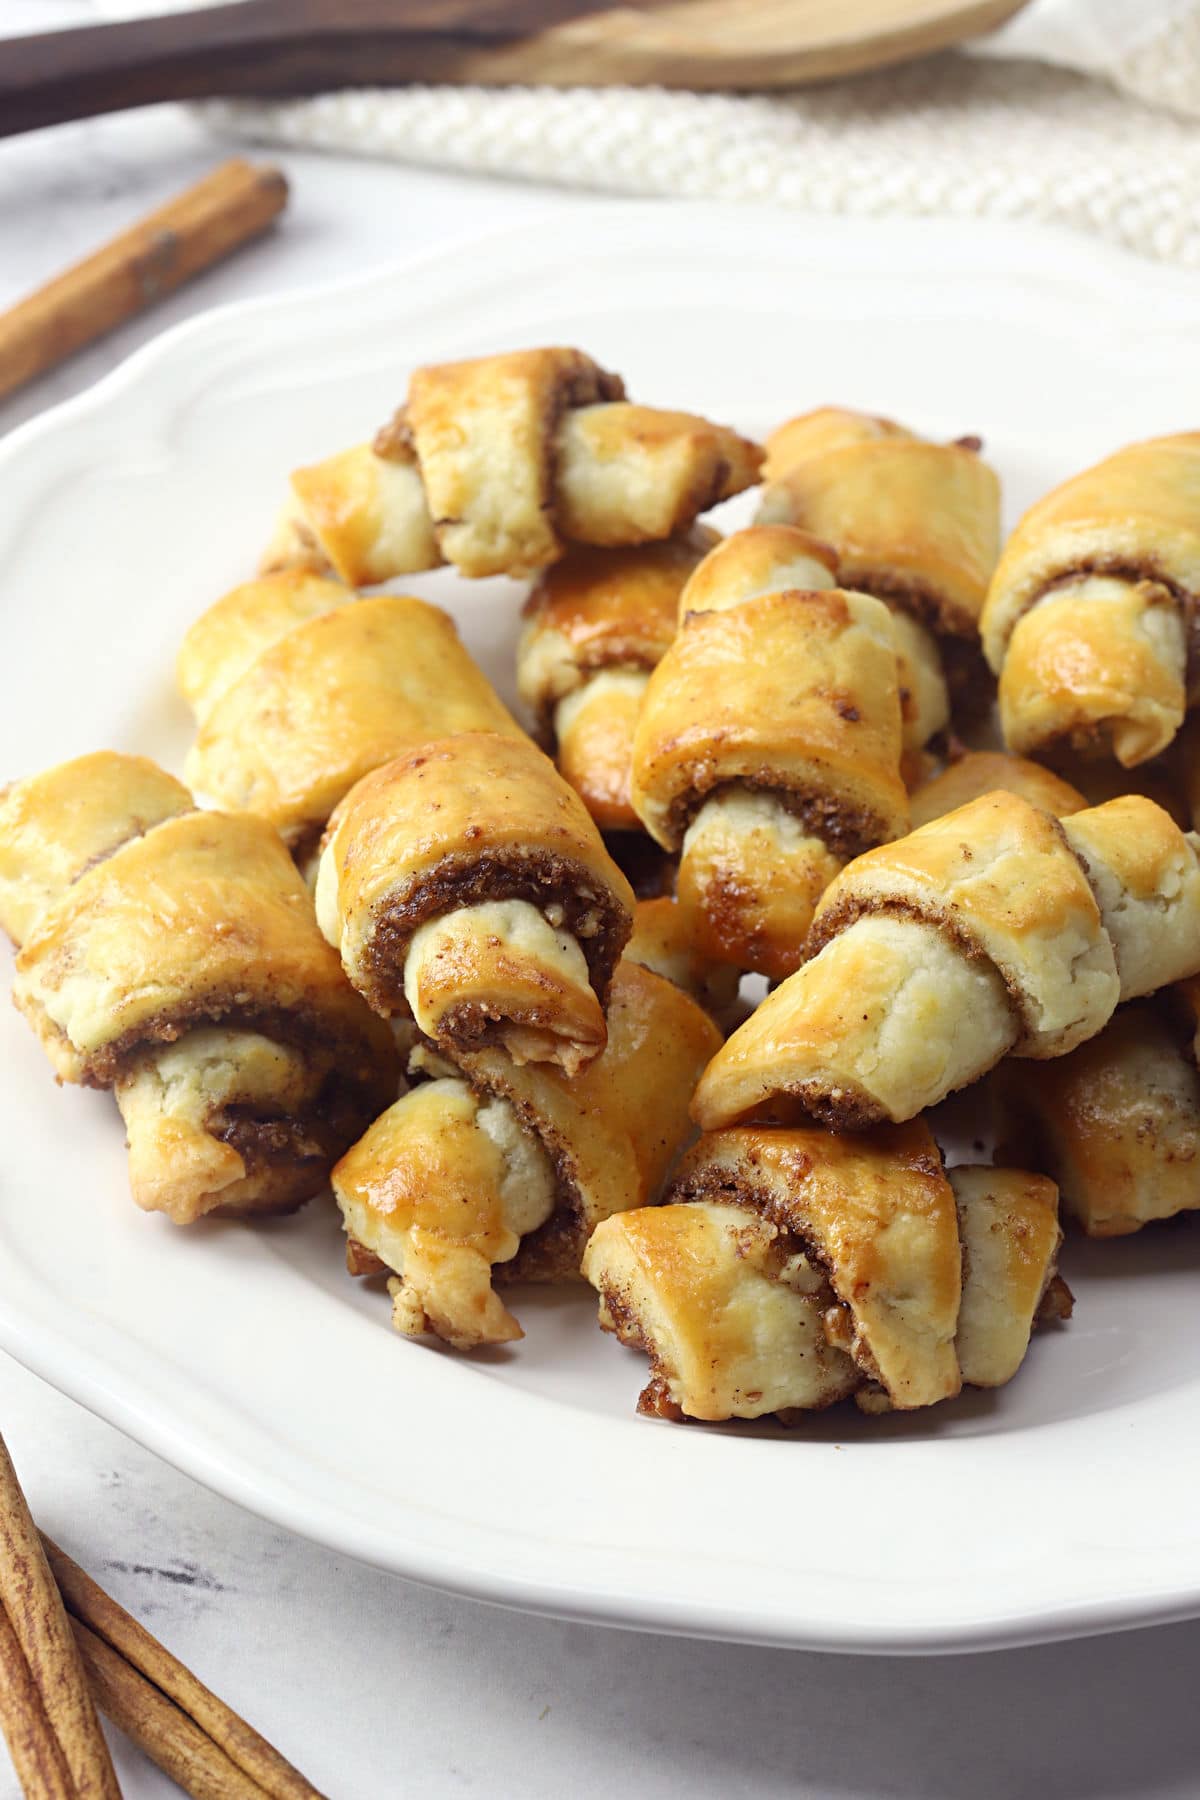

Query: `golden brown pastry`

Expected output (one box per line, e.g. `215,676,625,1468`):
0,750,194,947
909,750,1086,829
333,959,720,1347
762,405,913,477
630,526,908,979
582,1121,1066,1420
517,528,718,832
625,896,743,1028
585,1197,864,1421
995,1000,1200,1236
177,568,348,724
758,405,1001,727
263,348,762,584
1,752,397,1224
179,579,521,858
948,1166,1070,1387
1062,795,1200,1002
693,790,1200,1132
671,520,840,618
315,732,636,1075
982,434,1200,767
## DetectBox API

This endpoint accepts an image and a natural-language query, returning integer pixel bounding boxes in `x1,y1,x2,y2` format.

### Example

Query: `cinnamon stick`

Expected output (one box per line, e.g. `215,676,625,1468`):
71,1621,273,1800
43,1535,324,1800
0,158,288,401
0,1435,120,1800
0,1604,76,1800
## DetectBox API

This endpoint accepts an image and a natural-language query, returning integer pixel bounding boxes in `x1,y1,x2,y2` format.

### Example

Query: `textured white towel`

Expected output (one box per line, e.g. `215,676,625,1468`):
116,0,1200,267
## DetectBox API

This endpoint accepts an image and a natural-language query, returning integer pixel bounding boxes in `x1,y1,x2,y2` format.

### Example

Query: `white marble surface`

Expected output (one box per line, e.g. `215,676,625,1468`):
4,12,1200,1798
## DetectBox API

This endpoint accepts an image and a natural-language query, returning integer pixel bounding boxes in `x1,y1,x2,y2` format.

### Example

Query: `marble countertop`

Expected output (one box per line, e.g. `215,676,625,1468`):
4,12,1200,1798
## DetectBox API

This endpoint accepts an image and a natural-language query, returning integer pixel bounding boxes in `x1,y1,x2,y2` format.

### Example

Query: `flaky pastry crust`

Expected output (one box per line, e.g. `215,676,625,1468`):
0,751,192,948
16,806,392,1086
265,347,761,583
998,576,1187,767
693,789,1200,1132
520,529,719,719
632,590,908,853
996,1002,1200,1236
2,753,396,1221
584,1123,1068,1421
983,433,1200,666
983,434,1200,766
630,526,908,978
316,733,635,1071
518,528,718,831
948,1166,1067,1386
1061,796,1200,1003
664,1121,963,1410
759,406,1001,640
336,959,720,1344
806,791,1117,1056
182,587,521,848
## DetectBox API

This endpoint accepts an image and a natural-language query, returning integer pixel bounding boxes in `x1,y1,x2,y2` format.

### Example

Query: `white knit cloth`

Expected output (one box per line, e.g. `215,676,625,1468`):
190,0,1200,267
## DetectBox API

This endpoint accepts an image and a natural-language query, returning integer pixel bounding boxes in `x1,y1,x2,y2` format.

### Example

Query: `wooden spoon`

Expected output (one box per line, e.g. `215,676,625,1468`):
1,0,1030,139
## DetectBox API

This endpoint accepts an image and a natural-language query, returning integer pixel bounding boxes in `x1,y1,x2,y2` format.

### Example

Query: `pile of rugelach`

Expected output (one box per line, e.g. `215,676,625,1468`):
4,346,1198,1424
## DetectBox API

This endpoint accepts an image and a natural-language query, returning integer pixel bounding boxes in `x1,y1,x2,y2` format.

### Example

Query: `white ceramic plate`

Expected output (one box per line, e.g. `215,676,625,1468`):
3,205,1199,1655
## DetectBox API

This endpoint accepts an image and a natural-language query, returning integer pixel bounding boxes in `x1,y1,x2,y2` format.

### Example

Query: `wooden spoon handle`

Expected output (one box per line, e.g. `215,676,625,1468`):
0,0,574,138
5,2,292,137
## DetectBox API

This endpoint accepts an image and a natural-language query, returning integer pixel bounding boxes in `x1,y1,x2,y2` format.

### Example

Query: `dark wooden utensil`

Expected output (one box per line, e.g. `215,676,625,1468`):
0,0,604,137
1,0,1030,138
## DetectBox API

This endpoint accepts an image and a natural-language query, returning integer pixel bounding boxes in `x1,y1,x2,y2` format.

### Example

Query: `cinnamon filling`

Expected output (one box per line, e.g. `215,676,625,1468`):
75,1000,385,1097
650,1169,857,1360
359,851,630,1016
665,775,889,864
213,1071,371,1177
